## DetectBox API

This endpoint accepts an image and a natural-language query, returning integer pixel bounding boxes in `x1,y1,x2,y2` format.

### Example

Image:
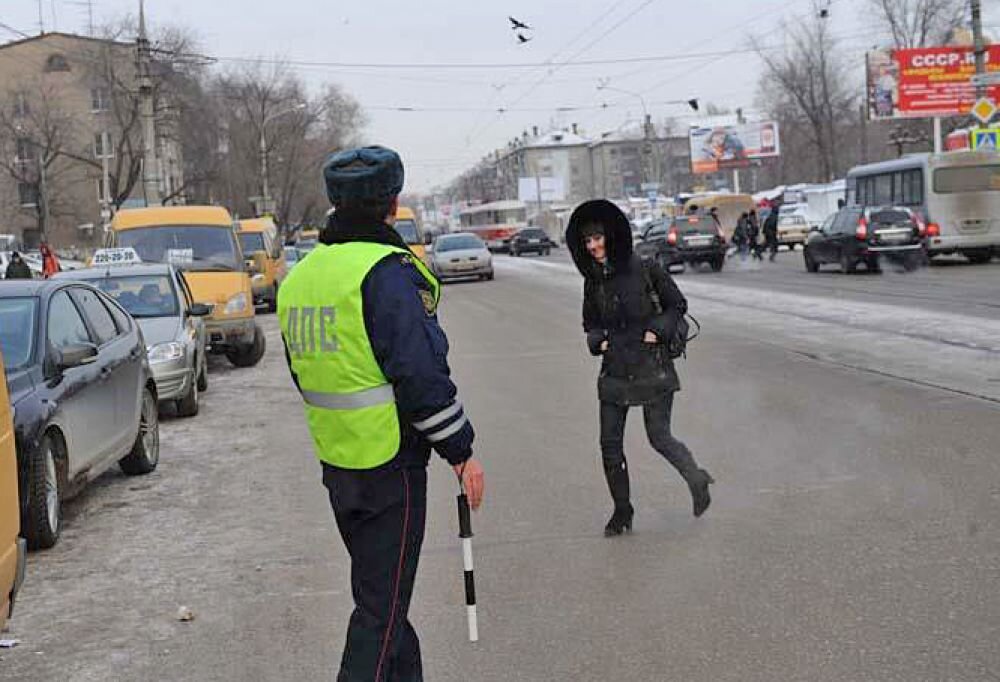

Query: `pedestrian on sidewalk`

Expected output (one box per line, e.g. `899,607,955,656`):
278,145,485,682
748,209,763,261
731,212,750,261
762,206,780,262
566,200,714,536
4,251,32,279
39,241,60,278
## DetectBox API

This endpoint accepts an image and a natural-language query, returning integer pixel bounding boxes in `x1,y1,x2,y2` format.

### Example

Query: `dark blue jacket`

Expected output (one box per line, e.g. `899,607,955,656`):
284,217,474,469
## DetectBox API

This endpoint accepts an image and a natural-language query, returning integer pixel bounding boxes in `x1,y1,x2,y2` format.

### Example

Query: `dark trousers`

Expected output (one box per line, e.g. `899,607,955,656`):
765,233,778,259
323,463,427,682
599,394,698,509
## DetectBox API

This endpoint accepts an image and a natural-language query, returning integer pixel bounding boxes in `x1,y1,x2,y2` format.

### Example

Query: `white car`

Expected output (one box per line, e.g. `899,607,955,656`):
430,233,494,282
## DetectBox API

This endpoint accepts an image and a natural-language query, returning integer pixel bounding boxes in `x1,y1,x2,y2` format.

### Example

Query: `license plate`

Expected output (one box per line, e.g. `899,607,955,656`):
877,230,909,243
529,239,541,244
685,236,712,246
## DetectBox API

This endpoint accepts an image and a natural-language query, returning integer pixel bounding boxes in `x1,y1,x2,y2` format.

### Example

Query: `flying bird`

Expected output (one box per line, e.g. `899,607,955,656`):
517,33,532,44
509,16,531,30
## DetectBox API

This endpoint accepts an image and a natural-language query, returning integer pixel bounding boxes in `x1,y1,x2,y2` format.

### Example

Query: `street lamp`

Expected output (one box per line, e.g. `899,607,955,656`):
259,102,307,215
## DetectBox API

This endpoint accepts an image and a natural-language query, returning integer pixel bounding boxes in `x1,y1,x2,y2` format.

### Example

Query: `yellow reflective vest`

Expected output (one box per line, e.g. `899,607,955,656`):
278,241,440,469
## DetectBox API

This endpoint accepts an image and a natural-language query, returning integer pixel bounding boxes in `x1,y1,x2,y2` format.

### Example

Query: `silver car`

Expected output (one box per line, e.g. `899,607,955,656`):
430,233,495,281
57,264,210,417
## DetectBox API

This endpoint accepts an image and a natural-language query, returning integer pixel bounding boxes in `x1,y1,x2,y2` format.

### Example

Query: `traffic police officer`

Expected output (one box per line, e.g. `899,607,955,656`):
278,145,485,682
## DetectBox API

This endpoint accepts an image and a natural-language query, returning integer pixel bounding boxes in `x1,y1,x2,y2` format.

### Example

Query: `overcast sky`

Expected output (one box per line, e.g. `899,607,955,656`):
4,0,999,193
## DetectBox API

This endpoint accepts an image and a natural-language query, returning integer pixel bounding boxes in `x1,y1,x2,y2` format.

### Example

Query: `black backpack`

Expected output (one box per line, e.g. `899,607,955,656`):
641,263,700,359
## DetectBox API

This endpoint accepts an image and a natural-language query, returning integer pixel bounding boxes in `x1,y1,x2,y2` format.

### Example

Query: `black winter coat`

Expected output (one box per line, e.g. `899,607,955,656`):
567,200,687,406
4,260,32,279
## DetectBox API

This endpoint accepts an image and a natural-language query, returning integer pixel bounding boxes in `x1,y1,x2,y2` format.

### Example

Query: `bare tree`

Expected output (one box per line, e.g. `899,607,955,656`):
869,0,967,48
754,7,860,182
0,84,88,238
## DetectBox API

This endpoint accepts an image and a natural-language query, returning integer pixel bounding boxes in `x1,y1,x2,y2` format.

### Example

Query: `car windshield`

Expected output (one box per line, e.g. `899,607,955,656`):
520,229,546,239
673,217,707,234
436,236,484,252
870,209,914,225
93,275,179,318
238,232,267,256
117,225,241,271
0,297,38,369
394,220,420,245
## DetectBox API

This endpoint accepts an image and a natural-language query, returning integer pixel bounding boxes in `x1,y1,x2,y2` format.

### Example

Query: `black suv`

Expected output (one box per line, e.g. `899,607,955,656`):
636,216,726,272
804,206,926,274
509,228,555,257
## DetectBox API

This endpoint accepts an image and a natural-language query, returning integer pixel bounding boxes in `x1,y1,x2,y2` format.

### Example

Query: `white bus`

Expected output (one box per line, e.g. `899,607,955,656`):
458,200,528,251
846,151,1000,262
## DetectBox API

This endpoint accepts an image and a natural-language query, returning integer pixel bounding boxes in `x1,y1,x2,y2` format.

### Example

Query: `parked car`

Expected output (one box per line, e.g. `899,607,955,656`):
0,280,160,549
804,206,926,274
0,350,27,629
509,228,555,257
777,213,810,250
636,215,726,272
283,246,303,270
430,233,494,281
57,264,211,417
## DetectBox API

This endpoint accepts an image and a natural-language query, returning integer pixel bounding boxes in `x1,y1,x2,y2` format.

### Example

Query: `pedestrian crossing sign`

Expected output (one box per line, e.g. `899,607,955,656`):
972,127,1000,150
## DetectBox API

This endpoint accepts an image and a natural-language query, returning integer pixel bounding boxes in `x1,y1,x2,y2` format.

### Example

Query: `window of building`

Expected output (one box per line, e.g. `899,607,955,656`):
91,87,110,112
44,54,71,73
12,93,30,118
18,182,38,207
93,132,113,159
15,138,35,164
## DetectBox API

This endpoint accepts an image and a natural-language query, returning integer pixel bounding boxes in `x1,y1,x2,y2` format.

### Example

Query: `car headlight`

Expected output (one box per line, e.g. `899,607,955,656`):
147,342,184,364
224,292,248,314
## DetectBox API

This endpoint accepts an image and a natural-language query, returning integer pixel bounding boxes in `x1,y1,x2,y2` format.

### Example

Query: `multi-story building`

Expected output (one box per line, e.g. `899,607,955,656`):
0,32,183,250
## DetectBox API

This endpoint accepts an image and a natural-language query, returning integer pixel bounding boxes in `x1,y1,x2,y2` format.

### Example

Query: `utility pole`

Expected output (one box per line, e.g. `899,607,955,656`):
972,0,987,100
100,131,112,231
137,0,161,206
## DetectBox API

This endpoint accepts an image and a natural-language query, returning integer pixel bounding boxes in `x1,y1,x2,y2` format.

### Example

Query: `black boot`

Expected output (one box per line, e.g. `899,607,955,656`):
604,504,634,536
685,469,715,518
602,459,633,536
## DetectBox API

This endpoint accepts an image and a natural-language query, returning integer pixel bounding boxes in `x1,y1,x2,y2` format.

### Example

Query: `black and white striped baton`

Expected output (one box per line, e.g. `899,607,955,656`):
456,488,479,642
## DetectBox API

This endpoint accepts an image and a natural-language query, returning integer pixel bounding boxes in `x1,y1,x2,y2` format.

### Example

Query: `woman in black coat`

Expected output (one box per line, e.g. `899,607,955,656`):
566,200,714,536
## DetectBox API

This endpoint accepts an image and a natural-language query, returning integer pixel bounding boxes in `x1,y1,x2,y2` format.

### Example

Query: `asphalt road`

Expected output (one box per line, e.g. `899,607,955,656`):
2,251,998,681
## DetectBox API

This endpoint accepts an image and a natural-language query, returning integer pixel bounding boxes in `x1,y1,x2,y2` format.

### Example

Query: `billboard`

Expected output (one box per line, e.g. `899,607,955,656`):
518,176,566,202
689,122,780,174
867,45,1000,119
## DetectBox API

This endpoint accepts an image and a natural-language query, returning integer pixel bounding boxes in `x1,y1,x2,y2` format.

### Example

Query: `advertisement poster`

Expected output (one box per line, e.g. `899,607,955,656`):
689,121,781,174
867,45,1000,119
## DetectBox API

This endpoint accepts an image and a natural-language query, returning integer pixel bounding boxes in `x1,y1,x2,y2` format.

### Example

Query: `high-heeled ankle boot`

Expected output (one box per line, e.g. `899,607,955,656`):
685,468,715,517
604,504,634,536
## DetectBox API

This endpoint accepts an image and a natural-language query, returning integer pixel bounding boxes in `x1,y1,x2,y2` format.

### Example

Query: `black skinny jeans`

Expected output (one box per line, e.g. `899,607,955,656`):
599,394,698,507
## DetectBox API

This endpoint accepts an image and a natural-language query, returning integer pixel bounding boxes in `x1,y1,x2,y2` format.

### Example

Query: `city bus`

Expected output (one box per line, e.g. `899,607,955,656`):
846,151,1000,263
458,200,528,252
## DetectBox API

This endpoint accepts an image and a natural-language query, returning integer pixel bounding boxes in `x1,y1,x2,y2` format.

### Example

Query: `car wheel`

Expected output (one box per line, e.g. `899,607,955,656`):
903,253,921,272
840,252,857,274
25,433,61,550
197,357,208,392
175,374,200,418
120,387,160,476
966,249,992,265
486,269,495,281
226,325,267,368
710,256,724,272
510,247,518,257
804,249,819,273
866,256,882,273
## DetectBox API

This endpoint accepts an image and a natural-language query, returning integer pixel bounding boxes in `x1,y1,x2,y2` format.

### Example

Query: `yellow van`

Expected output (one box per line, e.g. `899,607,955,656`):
1,351,27,631
237,217,286,313
394,206,427,262
683,193,755,238
108,206,266,368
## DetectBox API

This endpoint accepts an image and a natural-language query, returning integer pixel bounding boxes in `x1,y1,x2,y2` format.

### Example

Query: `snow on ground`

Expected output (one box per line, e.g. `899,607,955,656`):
495,256,1000,403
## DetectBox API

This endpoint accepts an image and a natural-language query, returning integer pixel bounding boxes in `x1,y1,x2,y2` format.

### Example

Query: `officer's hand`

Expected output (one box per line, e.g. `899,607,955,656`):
643,331,658,344
454,458,485,511
600,340,609,353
